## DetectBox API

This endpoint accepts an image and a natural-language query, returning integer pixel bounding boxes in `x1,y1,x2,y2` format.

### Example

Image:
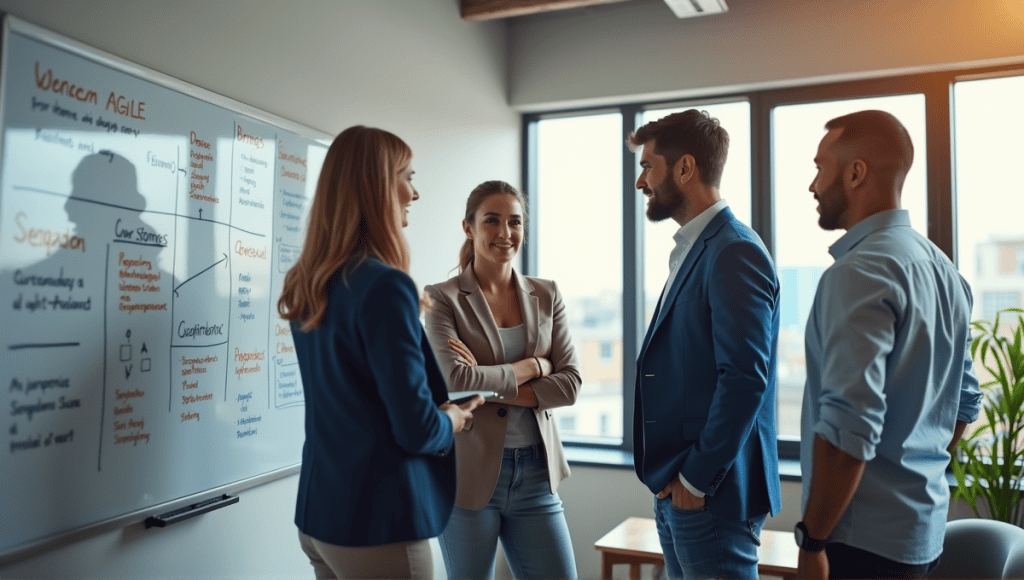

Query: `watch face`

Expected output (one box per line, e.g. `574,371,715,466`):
794,525,804,546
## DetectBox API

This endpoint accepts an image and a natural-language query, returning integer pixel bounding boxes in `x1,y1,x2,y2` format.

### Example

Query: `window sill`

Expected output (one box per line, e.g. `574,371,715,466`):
564,445,965,489
564,446,635,469
564,446,804,483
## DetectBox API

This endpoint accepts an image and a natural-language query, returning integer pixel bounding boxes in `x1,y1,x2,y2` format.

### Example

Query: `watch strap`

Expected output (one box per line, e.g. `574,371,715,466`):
795,521,828,552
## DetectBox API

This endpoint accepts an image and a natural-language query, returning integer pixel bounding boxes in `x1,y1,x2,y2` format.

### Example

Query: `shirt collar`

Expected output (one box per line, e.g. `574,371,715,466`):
829,209,911,260
670,199,729,257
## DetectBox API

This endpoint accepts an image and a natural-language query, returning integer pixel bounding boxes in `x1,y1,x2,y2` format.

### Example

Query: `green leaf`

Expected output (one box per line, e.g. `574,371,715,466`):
964,311,1024,523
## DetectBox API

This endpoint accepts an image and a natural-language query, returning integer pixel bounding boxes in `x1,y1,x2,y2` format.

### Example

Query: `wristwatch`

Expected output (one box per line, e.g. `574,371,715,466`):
794,521,828,552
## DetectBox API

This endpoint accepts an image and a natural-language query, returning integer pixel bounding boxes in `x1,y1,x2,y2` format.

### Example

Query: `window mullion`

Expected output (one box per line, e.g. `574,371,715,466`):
621,105,642,454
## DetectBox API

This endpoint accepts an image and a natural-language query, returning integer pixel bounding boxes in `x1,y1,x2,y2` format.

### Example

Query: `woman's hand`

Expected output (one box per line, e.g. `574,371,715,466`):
439,395,484,433
448,337,477,367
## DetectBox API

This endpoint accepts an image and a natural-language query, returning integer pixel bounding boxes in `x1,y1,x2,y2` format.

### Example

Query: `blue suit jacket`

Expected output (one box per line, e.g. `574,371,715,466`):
634,208,781,521
292,258,455,546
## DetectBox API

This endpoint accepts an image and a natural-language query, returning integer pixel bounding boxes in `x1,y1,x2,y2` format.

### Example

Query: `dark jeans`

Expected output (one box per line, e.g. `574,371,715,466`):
827,542,939,579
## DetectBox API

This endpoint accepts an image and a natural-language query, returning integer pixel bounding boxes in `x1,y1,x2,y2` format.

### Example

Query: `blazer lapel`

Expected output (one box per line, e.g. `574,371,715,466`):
458,266,504,363
641,208,733,353
652,238,705,333
638,245,704,358
514,270,540,357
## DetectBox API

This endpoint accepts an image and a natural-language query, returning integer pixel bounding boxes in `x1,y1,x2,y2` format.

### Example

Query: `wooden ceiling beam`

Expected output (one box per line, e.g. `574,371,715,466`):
459,0,633,22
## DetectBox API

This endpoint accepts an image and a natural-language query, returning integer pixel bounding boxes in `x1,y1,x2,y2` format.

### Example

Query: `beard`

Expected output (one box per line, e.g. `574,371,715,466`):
817,173,849,231
645,176,686,223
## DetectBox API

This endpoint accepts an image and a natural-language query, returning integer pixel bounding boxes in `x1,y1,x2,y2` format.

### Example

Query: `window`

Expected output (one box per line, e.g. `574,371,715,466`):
981,291,1023,321
524,65,1024,463
952,71,1024,441
558,415,576,433
534,112,623,442
954,73,1024,322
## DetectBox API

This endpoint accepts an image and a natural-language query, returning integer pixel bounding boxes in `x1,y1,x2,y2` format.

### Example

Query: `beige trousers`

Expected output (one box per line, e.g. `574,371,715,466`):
298,530,434,580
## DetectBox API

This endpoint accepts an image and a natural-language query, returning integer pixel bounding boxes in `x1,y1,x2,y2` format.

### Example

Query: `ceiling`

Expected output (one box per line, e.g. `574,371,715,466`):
459,0,634,21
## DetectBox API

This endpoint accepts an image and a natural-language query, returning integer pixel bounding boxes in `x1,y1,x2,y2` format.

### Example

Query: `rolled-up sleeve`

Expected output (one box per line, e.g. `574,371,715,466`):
957,335,982,424
813,262,903,462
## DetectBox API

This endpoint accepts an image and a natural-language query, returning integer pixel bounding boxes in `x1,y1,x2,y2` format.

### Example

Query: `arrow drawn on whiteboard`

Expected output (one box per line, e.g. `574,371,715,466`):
173,253,228,297
125,364,132,379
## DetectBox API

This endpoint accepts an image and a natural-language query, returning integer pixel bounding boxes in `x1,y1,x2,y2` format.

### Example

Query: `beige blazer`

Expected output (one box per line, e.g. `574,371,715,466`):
424,266,582,510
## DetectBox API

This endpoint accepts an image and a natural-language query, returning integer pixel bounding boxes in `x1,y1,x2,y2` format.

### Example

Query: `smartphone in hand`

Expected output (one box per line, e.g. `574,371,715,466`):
451,390,497,405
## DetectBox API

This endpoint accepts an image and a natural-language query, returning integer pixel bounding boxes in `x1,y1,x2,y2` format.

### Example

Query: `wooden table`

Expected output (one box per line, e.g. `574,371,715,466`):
594,517,798,580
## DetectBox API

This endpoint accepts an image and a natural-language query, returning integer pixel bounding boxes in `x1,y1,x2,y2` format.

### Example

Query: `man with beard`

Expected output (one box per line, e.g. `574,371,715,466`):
627,109,781,580
797,110,981,579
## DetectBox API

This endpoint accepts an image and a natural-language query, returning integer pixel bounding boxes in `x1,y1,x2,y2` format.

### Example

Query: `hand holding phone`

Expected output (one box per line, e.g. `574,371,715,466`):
451,390,497,405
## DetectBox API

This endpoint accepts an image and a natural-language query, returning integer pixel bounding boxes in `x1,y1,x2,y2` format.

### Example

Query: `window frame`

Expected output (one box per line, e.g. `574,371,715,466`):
521,62,1024,466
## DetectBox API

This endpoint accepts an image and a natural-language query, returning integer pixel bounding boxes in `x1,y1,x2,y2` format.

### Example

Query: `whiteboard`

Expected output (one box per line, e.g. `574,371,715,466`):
0,15,326,559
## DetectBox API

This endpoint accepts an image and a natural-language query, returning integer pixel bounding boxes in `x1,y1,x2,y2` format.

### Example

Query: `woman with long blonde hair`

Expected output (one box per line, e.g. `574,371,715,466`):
279,126,481,580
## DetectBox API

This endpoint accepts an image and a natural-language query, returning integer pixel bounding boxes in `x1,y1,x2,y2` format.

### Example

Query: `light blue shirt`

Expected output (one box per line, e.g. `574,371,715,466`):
801,209,982,564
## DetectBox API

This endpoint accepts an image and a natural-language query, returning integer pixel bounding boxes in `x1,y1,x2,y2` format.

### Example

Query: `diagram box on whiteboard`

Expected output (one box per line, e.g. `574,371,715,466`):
278,243,300,274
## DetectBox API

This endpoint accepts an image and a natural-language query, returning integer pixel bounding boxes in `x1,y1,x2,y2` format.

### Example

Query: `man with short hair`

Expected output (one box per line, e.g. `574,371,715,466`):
796,110,982,579
629,109,781,580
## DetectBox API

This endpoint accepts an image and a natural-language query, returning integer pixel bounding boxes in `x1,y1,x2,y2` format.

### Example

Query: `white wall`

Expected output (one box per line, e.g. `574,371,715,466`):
509,0,1024,110
0,1,517,578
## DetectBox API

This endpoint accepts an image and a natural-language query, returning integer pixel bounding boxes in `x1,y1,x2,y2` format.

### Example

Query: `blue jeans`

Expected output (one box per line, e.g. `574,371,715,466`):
654,496,766,580
439,446,576,580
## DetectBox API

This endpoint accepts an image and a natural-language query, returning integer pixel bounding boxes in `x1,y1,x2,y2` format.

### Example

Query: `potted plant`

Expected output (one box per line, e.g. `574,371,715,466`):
951,307,1024,524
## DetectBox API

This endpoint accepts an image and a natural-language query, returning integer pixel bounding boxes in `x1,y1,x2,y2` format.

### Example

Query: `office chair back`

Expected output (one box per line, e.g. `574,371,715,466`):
929,518,1024,578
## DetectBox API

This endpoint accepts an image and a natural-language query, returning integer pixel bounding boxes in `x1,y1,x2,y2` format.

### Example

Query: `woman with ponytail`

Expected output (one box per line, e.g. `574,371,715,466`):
424,181,581,580
279,126,481,579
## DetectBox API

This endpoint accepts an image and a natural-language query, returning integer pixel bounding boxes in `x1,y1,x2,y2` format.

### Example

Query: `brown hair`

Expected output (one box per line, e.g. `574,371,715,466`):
278,125,412,331
824,110,914,190
626,109,730,189
458,180,527,272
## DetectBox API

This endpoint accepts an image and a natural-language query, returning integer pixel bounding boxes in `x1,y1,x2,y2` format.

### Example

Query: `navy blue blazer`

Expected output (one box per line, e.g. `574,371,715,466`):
292,257,455,546
634,208,781,522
